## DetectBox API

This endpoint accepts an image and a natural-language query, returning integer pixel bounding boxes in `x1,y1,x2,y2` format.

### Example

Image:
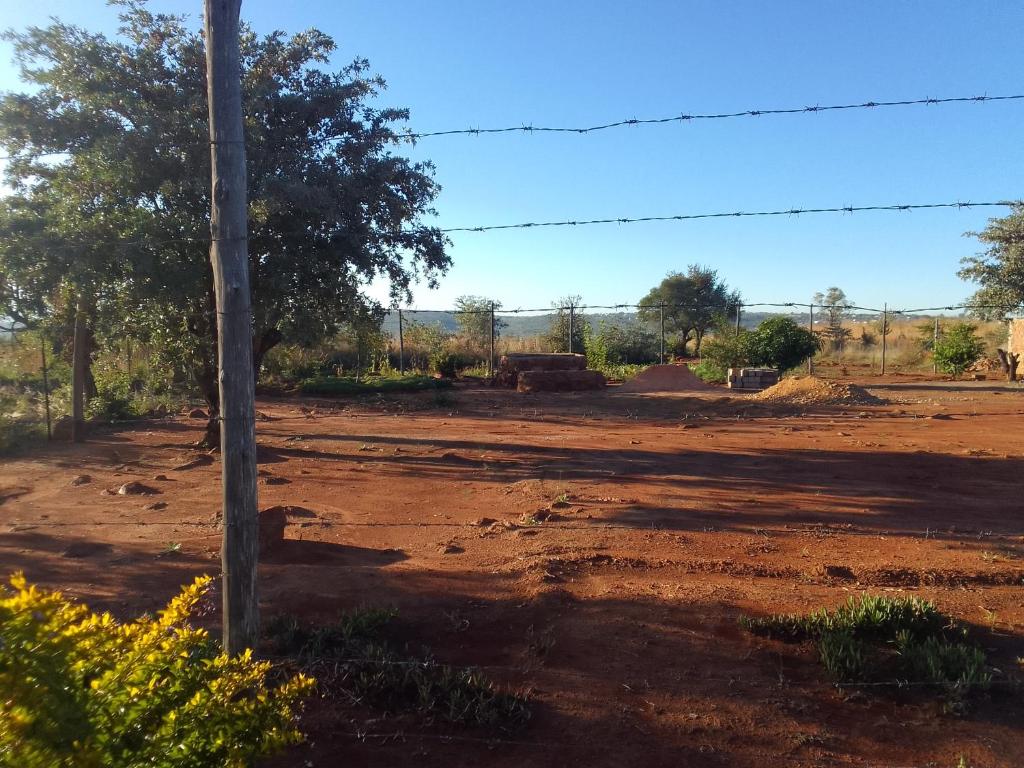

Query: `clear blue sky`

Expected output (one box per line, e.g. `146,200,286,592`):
2,1,1022,312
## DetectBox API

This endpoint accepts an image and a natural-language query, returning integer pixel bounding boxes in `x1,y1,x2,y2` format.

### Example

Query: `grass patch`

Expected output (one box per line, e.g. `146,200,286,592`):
741,595,991,707
300,374,453,396
266,608,530,732
594,363,645,381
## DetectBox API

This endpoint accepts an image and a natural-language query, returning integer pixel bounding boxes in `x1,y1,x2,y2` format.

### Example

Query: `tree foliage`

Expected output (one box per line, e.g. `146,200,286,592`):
745,316,819,371
638,266,739,354
0,2,450,422
543,295,585,353
453,295,506,355
932,323,985,377
814,286,852,352
959,204,1024,319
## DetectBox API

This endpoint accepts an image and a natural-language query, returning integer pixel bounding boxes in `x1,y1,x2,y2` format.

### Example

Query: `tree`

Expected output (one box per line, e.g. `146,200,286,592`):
813,287,852,352
933,323,985,377
959,204,1024,319
0,2,450,443
453,295,506,357
638,266,739,355
745,316,819,372
543,296,585,353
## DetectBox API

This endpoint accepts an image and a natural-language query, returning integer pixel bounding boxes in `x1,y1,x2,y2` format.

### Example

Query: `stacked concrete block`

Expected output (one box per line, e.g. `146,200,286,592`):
727,367,779,391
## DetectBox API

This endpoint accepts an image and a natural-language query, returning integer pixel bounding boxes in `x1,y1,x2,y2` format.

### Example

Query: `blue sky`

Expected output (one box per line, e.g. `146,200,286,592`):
1,1,1022,312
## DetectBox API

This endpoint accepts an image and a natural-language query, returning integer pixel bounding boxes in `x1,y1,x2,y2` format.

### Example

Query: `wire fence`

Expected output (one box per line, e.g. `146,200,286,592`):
389,298,1022,377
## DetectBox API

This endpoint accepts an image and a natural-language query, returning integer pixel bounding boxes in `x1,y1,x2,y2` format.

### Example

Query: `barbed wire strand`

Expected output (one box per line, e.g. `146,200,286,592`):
398,93,1024,140
3,200,1015,254
3,93,1022,162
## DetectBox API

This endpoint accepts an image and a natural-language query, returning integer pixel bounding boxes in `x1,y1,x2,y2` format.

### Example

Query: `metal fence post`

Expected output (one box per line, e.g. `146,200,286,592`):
932,316,939,374
659,303,666,364
735,302,741,334
397,308,405,375
880,303,888,376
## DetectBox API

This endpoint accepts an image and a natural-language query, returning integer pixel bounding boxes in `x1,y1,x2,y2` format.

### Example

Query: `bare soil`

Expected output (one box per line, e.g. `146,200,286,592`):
2,375,1023,767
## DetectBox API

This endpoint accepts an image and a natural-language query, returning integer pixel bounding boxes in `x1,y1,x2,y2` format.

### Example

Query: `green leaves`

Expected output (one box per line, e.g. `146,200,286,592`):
933,323,986,377
0,574,313,767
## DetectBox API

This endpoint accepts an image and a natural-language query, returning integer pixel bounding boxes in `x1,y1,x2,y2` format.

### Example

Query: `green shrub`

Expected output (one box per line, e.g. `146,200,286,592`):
0,573,313,767
740,595,990,705
691,359,727,384
745,317,820,371
700,330,751,370
267,610,530,732
300,374,451,396
933,323,986,377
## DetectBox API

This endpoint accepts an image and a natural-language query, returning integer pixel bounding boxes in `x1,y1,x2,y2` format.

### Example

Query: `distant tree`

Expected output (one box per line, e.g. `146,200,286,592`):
453,295,506,356
543,296,585,353
959,204,1024,318
745,317,819,372
638,266,739,355
814,287,852,352
933,323,985,377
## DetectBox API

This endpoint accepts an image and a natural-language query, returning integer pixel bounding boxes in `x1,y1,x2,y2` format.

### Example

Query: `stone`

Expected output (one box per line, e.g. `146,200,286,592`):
117,481,158,496
259,506,288,555
70,474,92,486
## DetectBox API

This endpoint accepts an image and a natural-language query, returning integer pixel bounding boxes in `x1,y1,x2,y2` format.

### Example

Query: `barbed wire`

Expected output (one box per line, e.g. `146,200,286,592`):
3,92,1021,162
399,93,1024,140
438,200,1019,233
391,300,1022,316
1,199,1015,254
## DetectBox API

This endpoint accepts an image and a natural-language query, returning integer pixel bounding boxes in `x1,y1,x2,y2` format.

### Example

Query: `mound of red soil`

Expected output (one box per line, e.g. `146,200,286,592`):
617,364,715,393
752,375,884,406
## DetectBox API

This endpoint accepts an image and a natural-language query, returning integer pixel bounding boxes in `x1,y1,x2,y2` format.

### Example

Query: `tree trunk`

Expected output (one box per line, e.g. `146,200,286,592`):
71,293,89,442
252,327,282,381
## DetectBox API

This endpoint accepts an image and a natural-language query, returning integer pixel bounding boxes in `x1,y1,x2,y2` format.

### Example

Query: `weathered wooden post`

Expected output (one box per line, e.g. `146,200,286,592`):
398,308,404,374
205,0,260,655
807,303,814,374
932,316,938,374
568,303,575,354
40,333,52,440
71,294,88,442
880,303,888,376
488,302,495,377
659,303,666,364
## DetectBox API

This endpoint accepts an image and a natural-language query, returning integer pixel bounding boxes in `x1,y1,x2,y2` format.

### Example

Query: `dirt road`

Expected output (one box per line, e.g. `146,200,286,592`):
2,376,1022,767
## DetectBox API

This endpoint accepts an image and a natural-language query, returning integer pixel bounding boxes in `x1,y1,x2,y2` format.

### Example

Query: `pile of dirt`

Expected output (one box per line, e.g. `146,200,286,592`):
618,364,715,393
752,375,884,406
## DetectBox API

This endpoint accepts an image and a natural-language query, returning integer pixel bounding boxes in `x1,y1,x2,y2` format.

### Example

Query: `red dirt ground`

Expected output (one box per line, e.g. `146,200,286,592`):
2,374,1023,767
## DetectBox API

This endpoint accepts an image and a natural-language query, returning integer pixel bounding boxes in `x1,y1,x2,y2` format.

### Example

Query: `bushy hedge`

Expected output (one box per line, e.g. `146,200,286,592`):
0,574,313,768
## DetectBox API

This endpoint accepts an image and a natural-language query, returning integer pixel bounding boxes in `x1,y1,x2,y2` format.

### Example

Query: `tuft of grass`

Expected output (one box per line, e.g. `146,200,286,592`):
300,374,452,396
266,608,530,732
740,595,991,705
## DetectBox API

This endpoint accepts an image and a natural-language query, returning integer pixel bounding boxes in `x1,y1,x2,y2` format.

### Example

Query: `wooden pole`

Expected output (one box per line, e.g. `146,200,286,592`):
735,302,741,334
397,309,404,374
205,0,259,655
568,303,575,354
932,316,939,374
880,303,888,376
71,294,88,442
807,304,814,374
40,333,52,440
488,302,495,377
659,303,666,364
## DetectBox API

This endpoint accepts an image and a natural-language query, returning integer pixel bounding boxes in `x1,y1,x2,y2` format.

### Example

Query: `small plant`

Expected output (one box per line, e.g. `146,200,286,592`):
740,594,991,706
933,323,986,377
0,574,313,767
551,492,571,508
266,609,530,732
300,374,451,396
745,316,820,372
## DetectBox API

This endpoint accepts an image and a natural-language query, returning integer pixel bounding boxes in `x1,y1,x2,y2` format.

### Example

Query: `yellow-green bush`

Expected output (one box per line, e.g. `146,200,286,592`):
0,574,313,768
